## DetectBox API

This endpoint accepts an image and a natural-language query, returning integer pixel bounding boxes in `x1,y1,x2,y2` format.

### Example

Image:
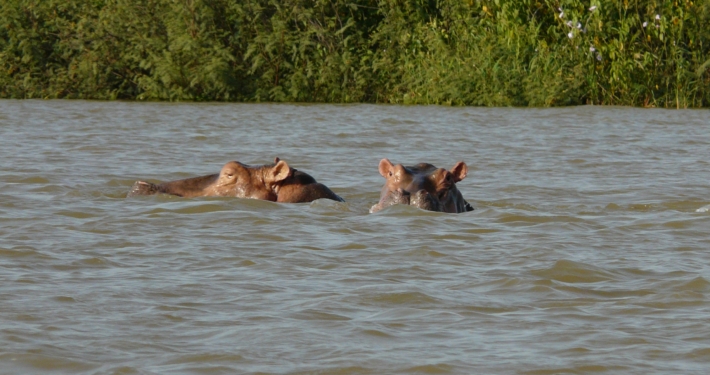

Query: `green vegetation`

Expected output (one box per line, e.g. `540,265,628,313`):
1,0,708,107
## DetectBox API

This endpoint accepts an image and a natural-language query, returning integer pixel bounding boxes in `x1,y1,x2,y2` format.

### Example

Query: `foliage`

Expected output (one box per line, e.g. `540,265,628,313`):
1,0,708,107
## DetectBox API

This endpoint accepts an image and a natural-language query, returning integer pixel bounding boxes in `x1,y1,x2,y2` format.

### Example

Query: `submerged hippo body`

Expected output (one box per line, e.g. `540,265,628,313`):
370,159,473,213
127,158,343,203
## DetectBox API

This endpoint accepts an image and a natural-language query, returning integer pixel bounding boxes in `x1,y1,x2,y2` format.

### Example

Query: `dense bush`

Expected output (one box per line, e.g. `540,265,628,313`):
1,0,708,107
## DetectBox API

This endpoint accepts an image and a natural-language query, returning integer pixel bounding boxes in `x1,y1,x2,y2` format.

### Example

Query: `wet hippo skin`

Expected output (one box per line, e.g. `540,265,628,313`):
370,158,473,213
127,158,343,203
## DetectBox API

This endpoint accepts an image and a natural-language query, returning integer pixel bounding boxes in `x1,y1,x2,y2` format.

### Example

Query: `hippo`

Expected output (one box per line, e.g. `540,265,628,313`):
370,159,473,213
127,158,343,203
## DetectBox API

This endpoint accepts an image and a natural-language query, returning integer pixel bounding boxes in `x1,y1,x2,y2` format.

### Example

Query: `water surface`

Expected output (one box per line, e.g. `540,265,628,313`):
1,100,709,374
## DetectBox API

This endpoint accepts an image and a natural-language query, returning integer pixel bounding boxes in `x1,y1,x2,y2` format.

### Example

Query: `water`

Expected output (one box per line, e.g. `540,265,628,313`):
0,100,709,374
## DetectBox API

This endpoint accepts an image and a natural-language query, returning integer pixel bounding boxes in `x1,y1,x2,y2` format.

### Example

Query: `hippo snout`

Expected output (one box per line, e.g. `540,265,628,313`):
409,189,441,212
371,188,444,213
370,188,411,213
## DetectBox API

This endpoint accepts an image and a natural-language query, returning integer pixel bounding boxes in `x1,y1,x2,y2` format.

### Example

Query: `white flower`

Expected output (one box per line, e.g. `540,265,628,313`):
568,32,574,38
559,12,564,18
566,21,573,27
590,45,596,52
596,53,602,61
577,22,582,29
655,14,661,20
589,6,597,11
643,21,648,27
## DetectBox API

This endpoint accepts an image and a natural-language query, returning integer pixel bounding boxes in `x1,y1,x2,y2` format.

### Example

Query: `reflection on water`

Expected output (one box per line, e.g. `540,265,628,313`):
0,100,709,374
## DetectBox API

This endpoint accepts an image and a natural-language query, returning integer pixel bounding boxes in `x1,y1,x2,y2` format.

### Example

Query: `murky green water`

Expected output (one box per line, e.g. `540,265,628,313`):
1,100,709,374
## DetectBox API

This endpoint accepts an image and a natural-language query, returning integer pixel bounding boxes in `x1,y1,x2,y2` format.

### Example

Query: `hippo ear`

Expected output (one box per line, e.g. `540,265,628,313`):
274,157,280,164
271,160,292,182
378,158,395,178
450,161,468,182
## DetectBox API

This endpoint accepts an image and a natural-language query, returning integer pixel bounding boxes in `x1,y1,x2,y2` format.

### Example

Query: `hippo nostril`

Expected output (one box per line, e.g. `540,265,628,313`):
412,189,430,199
395,188,406,194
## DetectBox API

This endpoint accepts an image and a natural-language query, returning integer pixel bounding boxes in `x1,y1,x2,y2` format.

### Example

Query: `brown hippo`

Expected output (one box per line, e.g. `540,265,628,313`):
127,158,343,203
370,159,473,213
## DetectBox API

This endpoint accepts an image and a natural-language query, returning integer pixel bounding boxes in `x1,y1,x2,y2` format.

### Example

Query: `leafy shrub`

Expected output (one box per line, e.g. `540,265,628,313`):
1,0,708,107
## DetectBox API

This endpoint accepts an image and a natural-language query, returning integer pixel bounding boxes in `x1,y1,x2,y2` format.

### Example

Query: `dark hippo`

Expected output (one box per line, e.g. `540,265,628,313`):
370,159,473,213
127,158,343,203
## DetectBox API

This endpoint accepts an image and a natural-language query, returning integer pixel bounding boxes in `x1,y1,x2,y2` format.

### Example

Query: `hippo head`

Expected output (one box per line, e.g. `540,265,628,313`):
211,159,293,200
371,159,472,213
